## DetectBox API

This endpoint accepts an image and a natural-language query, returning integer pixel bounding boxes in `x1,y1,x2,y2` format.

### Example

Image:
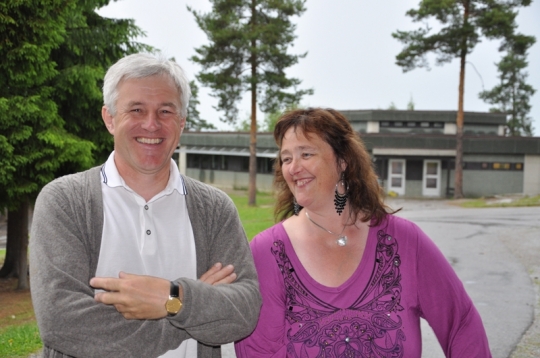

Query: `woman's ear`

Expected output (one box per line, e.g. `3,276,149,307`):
339,159,347,172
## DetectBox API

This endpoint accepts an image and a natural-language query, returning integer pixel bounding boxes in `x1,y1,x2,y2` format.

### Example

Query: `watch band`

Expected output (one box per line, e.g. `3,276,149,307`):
170,281,179,298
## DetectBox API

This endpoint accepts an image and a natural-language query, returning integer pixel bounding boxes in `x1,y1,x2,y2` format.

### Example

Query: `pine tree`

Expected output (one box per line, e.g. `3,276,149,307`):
479,34,536,136
392,0,532,198
189,0,313,205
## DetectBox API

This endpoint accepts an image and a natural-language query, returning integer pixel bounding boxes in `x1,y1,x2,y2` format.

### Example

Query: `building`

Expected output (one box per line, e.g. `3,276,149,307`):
178,110,540,198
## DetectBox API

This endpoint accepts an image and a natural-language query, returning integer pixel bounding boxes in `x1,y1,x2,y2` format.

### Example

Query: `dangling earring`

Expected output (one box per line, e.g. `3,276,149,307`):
334,173,349,216
293,197,300,216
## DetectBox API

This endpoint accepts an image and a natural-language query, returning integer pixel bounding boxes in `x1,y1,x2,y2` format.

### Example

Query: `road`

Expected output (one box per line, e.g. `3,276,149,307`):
222,199,540,357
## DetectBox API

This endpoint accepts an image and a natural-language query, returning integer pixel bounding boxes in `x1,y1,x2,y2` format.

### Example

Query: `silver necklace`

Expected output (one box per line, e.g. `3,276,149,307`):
305,212,348,246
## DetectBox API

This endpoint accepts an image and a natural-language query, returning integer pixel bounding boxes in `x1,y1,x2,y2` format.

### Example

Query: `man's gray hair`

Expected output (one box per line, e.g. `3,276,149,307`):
103,53,191,118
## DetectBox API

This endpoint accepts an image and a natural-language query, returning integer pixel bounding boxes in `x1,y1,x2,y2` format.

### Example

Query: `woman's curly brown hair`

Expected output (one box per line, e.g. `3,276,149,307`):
273,108,395,225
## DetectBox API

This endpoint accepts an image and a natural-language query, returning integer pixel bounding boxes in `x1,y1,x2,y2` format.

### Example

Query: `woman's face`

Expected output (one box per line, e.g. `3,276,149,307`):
280,127,344,213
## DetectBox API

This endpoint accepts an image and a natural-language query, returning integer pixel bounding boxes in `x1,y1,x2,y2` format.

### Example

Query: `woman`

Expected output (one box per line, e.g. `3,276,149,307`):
235,108,491,357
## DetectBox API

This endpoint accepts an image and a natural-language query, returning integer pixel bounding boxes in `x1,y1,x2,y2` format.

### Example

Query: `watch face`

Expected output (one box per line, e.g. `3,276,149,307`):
166,297,182,315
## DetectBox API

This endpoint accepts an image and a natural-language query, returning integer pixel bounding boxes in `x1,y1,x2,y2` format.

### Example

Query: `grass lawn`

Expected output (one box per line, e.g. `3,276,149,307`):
460,195,540,208
0,190,276,357
228,190,276,240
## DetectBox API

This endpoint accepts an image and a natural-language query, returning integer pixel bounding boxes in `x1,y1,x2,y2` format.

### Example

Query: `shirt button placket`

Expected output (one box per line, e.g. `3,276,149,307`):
144,205,151,236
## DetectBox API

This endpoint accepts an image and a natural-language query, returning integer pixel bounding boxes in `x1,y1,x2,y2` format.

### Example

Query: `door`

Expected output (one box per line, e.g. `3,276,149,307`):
388,159,406,196
422,160,441,197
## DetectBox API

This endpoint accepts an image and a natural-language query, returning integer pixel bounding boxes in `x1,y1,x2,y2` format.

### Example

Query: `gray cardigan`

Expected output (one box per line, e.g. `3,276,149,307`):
29,166,261,358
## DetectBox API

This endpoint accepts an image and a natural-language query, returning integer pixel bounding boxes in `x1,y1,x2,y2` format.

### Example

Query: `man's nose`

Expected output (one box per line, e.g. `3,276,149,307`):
141,112,161,131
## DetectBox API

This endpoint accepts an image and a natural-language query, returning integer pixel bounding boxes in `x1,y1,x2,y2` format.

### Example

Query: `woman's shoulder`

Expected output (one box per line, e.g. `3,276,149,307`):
373,214,422,240
250,222,287,252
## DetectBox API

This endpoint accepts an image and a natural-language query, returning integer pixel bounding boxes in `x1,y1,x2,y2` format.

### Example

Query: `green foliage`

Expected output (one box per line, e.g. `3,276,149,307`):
51,0,153,167
186,80,217,131
0,0,94,210
460,195,540,208
0,0,152,209
392,1,531,73
479,34,536,136
189,0,313,125
0,323,42,358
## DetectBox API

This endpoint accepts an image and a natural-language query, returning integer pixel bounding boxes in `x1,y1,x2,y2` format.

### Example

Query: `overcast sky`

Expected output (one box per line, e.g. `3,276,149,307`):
97,0,540,135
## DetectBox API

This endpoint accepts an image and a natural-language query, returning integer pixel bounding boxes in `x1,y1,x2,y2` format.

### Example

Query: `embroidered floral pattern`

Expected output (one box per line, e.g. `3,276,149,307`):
271,230,404,357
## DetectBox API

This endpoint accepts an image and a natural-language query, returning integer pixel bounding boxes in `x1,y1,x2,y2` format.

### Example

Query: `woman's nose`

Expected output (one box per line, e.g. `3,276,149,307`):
288,158,301,175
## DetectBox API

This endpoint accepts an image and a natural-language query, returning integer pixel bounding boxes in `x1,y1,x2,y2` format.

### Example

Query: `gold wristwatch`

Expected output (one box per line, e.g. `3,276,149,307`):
165,281,182,316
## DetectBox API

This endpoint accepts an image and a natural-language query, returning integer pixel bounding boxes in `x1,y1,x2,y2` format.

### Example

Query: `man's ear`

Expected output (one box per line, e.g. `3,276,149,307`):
179,117,186,134
102,106,115,135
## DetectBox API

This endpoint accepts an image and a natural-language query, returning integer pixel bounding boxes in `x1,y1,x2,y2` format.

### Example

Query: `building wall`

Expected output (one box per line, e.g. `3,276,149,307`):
186,169,274,192
523,155,540,195
463,171,524,197
402,180,423,197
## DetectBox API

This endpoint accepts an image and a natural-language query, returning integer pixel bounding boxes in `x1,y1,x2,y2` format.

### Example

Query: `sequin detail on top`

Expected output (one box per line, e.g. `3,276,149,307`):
271,230,405,358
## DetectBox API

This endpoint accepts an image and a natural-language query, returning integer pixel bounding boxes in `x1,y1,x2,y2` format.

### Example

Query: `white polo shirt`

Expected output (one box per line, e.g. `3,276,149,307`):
95,152,197,357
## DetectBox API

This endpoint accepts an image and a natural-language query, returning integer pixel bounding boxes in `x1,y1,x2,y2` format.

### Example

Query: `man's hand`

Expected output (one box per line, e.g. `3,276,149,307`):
90,272,169,320
90,264,236,320
200,262,236,285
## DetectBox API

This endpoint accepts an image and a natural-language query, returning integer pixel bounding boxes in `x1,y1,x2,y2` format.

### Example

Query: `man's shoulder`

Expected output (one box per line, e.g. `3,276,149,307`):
182,175,229,200
42,166,102,194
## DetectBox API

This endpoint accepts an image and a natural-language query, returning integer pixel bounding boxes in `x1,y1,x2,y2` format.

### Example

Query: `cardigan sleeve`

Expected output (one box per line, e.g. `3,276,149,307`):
167,178,262,346
234,226,289,357
29,172,185,358
413,222,492,357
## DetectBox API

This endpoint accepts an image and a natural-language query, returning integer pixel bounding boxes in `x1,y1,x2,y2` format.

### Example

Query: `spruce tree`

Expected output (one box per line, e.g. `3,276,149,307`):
0,0,150,288
0,0,93,288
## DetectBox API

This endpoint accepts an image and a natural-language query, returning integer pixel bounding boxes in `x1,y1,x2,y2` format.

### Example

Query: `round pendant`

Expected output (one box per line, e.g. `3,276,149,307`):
337,236,347,246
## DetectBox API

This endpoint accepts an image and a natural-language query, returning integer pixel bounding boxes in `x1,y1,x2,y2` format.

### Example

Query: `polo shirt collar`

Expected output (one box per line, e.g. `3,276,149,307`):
100,151,186,196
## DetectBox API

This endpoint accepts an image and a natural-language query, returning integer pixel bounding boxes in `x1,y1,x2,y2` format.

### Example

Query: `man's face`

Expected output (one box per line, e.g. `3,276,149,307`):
102,75,185,179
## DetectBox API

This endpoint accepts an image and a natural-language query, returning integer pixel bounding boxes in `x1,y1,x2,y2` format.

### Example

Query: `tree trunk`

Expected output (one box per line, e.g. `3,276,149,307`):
0,198,30,290
248,0,257,207
454,1,470,200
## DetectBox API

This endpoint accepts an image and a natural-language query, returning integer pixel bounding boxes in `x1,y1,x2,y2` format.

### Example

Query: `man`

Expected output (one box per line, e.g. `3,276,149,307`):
29,53,261,357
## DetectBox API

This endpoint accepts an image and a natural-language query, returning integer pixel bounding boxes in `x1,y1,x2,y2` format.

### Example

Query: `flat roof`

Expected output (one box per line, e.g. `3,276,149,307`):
340,110,507,125
180,132,540,155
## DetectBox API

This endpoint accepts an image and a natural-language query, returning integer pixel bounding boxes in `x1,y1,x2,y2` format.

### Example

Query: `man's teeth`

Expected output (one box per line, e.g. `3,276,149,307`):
137,138,162,144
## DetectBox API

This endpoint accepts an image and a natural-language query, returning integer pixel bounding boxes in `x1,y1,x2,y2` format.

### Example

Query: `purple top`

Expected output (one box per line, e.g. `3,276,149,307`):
235,215,491,357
